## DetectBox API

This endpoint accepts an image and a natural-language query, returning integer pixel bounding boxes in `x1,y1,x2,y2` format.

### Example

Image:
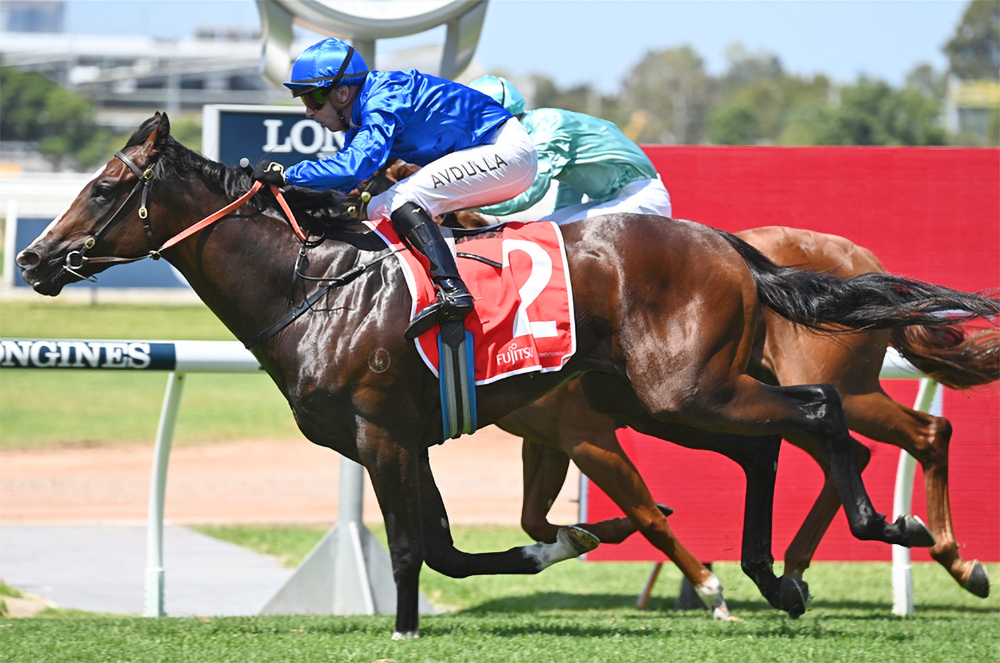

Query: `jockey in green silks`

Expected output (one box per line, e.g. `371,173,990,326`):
468,75,672,224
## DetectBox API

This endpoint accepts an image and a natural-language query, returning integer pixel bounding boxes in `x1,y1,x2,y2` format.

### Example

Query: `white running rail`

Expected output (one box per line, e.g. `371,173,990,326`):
2,339,934,616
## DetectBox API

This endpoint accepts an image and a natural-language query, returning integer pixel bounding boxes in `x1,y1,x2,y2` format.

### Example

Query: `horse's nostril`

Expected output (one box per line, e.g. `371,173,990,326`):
15,250,39,268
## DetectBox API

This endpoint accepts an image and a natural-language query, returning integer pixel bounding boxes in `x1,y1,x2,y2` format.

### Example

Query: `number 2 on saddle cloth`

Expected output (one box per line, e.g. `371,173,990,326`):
369,218,578,437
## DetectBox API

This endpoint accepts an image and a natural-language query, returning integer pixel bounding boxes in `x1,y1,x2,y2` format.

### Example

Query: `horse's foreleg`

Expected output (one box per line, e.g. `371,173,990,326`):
358,429,425,639
518,434,652,545
565,435,736,620
844,391,989,598
498,383,645,545
520,439,572,543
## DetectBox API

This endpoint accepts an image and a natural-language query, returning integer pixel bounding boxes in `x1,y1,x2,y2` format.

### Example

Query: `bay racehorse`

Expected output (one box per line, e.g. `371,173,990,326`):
16,114,1000,636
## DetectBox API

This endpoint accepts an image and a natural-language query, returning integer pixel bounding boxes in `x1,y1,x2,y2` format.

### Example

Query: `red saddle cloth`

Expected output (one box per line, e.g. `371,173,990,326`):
367,219,577,385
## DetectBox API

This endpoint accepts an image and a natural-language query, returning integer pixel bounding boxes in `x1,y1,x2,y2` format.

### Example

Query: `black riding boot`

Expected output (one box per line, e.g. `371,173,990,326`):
391,202,475,339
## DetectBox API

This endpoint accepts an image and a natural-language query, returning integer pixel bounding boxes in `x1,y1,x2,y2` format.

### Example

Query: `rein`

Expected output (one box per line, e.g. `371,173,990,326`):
73,149,398,350
245,247,396,349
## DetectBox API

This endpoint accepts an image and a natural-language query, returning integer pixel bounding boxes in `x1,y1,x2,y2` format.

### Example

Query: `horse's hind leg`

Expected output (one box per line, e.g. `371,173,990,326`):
633,364,933,549
579,375,804,616
642,424,799,615
844,391,989,597
781,437,871,582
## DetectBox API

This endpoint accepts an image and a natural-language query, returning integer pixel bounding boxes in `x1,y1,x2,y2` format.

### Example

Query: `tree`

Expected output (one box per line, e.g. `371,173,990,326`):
905,63,947,101
944,0,1000,80
704,44,833,145
622,46,710,144
0,68,51,141
708,100,759,145
809,79,946,146
0,66,110,170
715,43,783,96
529,74,627,126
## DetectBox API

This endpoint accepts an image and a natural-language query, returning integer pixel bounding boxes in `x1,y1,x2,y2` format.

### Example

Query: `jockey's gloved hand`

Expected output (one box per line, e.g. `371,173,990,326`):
252,160,287,187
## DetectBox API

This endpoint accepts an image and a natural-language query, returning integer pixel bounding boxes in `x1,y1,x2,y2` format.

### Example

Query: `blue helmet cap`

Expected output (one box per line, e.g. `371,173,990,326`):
469,75,525,115
285,37,370,97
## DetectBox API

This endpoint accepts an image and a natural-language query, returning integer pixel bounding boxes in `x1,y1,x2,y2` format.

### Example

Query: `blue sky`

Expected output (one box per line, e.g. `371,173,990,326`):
64,0,970,93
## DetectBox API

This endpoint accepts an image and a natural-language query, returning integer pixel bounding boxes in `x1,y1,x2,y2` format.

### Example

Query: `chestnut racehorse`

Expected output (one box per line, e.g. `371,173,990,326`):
17,115,999,636
498,227,997,601
388,160,998,603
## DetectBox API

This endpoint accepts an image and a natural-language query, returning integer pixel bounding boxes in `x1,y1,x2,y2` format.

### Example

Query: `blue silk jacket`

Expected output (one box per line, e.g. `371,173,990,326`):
285,70,512,191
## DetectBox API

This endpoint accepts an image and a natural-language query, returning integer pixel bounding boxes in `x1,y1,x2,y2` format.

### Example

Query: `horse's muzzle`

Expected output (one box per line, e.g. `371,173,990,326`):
16,248,72,296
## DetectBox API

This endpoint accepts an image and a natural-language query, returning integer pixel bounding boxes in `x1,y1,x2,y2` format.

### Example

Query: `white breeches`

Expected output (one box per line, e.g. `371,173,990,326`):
367,118,538,221
542,177,672,225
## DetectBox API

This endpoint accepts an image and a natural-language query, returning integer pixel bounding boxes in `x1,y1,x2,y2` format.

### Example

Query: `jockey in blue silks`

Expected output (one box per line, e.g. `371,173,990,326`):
253,38,538,339
468,75,671,224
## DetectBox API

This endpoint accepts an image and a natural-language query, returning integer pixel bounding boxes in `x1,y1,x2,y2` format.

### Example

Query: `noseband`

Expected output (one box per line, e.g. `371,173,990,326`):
63,150,307,281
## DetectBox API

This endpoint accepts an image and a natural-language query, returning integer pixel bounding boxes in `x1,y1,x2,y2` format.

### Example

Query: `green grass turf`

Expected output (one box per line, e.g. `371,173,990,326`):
3,304,998,660
0,301,302,449
2,525,997,662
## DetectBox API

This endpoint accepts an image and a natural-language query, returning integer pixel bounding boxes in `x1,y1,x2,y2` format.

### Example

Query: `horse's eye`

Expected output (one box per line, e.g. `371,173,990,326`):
91,183,113,202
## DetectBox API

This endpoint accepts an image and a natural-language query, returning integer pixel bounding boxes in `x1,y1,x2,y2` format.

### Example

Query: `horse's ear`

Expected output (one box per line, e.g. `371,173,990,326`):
158,112,171,142
144,112,171,153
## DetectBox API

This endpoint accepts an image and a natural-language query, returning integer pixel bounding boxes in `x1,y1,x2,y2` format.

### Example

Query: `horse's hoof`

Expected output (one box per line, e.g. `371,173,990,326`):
711,605,742,621
964,560,990,598
392,630,420,640
779,577,810,619
559,525,600,555
655,502,675,518
897,515,936,548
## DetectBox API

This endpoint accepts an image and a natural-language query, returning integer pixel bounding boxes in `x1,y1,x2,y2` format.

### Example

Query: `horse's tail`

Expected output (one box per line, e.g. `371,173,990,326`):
716,229,1000,332
889,325,1000,389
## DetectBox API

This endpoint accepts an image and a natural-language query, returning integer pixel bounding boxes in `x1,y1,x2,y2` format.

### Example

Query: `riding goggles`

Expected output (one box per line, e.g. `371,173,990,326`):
301,87,331,111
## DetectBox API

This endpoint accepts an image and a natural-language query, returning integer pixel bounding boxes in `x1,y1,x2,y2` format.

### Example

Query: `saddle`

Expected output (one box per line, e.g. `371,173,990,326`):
368,217,578,440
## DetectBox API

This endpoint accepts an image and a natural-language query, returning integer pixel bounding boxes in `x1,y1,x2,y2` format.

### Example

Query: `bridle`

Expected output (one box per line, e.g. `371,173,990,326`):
63,149,307,281
63,150,156,280
63,147,399,348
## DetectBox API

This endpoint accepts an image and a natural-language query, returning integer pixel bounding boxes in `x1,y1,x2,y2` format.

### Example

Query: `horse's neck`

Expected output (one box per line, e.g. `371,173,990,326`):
164,190,356,346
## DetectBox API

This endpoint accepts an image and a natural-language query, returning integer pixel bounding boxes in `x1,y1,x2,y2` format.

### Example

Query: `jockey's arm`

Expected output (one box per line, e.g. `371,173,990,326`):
284,110,398,192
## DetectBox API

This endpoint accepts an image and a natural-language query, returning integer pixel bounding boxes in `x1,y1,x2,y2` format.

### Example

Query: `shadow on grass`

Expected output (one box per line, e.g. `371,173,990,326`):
461,592,783,617
456,592,998,620
803,600,999,615
461,591,673,613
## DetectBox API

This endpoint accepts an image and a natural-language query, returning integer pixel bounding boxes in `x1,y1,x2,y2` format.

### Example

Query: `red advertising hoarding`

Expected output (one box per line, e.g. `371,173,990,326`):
584,147,999,563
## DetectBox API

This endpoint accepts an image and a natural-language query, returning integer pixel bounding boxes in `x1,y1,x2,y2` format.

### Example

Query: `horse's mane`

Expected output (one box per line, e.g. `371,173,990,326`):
124,117,366,234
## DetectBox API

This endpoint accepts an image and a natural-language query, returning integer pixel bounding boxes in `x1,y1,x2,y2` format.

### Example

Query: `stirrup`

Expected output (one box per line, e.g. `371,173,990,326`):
405,301,444,341
404,297,475,341
405,282,475,341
